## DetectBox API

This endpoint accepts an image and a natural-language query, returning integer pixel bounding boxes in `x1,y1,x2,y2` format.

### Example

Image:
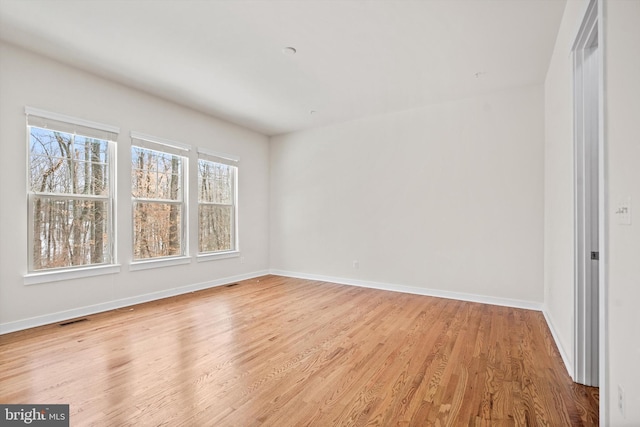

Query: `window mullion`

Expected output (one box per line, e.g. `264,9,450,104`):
132,197,183,205
198,201,234,207
31,193,110,201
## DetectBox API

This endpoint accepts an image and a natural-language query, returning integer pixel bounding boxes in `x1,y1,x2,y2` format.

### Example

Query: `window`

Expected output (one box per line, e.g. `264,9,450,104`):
197,149,238,255
26,107,118,273
131,133,189,261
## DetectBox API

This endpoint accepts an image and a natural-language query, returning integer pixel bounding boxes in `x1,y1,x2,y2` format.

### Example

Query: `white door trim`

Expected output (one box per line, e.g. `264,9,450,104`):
573,0,601,389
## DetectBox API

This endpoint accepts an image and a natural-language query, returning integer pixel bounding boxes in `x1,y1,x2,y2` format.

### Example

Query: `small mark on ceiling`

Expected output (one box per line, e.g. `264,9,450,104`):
282,46,297,56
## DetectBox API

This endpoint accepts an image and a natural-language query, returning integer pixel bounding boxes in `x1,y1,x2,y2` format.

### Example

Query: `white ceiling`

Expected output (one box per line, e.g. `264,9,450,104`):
0,0,566,136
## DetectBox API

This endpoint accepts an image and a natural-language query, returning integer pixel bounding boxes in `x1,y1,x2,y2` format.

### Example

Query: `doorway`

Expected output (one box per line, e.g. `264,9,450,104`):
573,0,600,388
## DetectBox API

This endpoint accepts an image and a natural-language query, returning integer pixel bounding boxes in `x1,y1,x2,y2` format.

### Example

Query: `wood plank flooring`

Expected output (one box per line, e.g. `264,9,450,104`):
0,275,598,426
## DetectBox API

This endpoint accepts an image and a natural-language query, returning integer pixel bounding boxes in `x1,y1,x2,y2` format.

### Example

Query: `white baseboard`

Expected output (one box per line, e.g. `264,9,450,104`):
0,270,269,335
269,269,544,311
542,308,574,379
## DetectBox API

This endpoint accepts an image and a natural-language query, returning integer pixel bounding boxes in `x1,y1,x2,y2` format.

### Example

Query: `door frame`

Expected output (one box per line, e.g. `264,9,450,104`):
572,0,603,390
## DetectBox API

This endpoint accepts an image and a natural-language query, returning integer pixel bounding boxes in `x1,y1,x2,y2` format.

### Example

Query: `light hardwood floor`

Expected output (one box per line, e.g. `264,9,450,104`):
0,275,598,426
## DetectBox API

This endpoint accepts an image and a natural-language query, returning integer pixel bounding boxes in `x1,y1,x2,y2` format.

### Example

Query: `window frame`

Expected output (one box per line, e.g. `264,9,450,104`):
24,107,120,284
196,148,239,261
130,132,190,267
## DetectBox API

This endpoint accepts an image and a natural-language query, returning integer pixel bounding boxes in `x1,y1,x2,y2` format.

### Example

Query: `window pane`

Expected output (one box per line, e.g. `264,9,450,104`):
29,127,109,196
131,147,182,200
30,126,66,159
30,127,73,193
74,160,109,196
199,204,233,253
198,159,233,204
133,202,182,260
75,136,109,163
32,197,110,270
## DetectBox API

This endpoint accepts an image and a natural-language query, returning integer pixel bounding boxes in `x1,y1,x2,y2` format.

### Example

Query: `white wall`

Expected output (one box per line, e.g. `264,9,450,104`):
604,0,640,424
270,85,545,304
0,42,270,331
545,0,640,423
543,0,590,381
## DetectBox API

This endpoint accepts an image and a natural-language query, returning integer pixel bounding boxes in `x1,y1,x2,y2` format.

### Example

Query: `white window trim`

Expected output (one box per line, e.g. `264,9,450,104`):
24,264,121,285
197,147,240,163
131,131,191,153
25,106,120,134
196,250,240,263
25,108,119,277
196,154,239,256
130,134,190,263
129,256,192,271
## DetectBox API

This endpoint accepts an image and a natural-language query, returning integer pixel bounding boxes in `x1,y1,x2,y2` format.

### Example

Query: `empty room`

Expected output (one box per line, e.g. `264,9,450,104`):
0,0,638,425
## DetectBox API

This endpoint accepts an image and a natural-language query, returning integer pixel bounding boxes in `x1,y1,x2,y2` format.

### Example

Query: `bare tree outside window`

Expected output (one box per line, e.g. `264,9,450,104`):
198,158,236,253
29,127,112,271
131,146,184,260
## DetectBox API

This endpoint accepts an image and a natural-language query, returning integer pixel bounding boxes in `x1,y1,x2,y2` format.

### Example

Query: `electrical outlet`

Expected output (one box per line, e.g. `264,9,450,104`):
618,384,625,417
352,260,359,269
240,257,245,264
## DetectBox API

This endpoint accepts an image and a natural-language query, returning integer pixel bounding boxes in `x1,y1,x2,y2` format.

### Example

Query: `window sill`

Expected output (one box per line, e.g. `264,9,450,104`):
129,256,192,271
24,264,121,285
196,251,240,263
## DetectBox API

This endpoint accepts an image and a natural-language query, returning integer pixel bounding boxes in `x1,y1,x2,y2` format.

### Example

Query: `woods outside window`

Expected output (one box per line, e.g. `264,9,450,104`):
131,133,189,261
197,149,238,255
27,108,118,274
